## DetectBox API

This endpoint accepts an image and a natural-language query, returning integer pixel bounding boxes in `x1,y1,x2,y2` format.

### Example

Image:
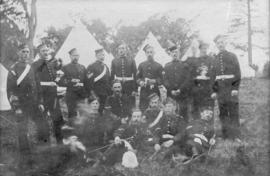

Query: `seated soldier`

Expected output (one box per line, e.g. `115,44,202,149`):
144,93,163,126
101,108,149,168
62,96,112,164
152,98,186,158
104,80,135,139
181,107,216,163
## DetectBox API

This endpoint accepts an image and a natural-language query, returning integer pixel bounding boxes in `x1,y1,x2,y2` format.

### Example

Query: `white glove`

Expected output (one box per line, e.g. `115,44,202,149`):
211,93,217,99
209,138,216,145
15,109,22,115
154,144,161,151
231,90,238,96
139,81,145,87
38,104,45,112
162,140,174,148
74,82,84,87
162,134,174,139
114,136,122,145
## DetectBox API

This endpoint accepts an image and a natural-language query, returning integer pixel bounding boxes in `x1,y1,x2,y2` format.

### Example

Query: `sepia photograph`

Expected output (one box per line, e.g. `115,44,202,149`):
0,0,269,175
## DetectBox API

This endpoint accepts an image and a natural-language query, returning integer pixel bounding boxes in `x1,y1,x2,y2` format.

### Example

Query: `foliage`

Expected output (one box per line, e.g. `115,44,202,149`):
0,0,37,66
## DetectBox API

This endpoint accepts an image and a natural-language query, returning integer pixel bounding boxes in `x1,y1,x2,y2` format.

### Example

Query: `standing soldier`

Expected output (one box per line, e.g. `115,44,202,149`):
164,45,191,122
190,41,215,119
33,43,64,144
111,43,137,96
7,44,50,168
58,48,88,124
86,48,111,114
212,35,241,142
137,44,163,111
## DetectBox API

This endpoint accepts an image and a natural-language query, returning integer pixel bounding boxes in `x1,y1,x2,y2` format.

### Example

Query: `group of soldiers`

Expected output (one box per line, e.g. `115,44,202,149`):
6,34,241,169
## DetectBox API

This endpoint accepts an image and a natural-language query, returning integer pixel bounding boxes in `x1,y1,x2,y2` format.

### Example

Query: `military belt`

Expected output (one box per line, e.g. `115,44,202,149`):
215,74,234,80
40,81,56,86
115,75,134,81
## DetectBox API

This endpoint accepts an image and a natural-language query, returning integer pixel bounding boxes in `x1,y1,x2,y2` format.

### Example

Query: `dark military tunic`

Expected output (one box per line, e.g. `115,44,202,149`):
59,63,87,119
105,94,134,119
184,119,214,156
137,59,163,111
7,61,50,153
213,50,241,139
86,61,111,114
153,113,186,145
111,56,137,95
163,60,191,121
144,108,161,125
33,58,64,143
189,55,215,119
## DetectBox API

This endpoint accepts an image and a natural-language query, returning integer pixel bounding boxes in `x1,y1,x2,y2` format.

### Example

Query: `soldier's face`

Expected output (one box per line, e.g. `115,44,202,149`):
131,111,143,123
112,82,122,95
39,46,50,60
164,103,176,114
145,47,155,60
215,38,226,51
118,44,127,57
200,109,213,121
19,48,30,61
90,100,100,111
70,50,80,64
96,51,105,62
199,45,208,56
149,98,159,109
170,49,179,61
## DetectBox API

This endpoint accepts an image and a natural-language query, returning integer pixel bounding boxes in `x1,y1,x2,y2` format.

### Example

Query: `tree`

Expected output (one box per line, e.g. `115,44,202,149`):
0,0,37,66
228,0,268,73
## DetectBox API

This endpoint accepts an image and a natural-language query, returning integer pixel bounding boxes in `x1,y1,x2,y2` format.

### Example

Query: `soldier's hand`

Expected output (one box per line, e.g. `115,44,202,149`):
231,90,238,96
171,90,179,96
9,95,18,103
38,104,45,112
211,93,217,99
175,89,181,95
163,140,174,148
114,136,122,145
209,138,216,145
15,109,22,115
74,82,84,87
139,81,145,87
154,144,161,151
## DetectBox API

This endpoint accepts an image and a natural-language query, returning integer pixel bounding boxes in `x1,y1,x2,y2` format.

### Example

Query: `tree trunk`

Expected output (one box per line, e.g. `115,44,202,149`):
247,0,258,73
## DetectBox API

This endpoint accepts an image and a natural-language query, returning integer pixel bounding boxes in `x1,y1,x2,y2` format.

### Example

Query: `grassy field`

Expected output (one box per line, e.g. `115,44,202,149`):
0,78,269,176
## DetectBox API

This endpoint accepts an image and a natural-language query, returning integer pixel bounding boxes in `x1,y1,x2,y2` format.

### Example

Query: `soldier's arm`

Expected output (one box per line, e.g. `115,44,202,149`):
6,70,20,110
211,58,218,93
85,64,95,95
136,63,143,85
33,67,44,105
163,65,171,93
58,66,69,87
231,53,241,90
131,59,138,90
179,63,192,93
110,60,115,81
156,65,164,85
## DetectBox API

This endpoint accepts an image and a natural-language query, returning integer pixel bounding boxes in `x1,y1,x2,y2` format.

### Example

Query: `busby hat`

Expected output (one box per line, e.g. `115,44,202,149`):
18,43,29,50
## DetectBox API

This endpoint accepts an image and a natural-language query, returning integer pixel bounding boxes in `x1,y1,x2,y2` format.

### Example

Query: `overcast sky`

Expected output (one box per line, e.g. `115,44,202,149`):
35,0,268,42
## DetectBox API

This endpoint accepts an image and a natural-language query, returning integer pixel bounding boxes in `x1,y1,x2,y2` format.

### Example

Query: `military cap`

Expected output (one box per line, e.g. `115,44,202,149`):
95,48,104,54
213,34,227,43
88,94,99,104
143,44,153,52
168,45,177,52
198,40,209,49
148,93,159,101
18,43,29,50
68,48,77,55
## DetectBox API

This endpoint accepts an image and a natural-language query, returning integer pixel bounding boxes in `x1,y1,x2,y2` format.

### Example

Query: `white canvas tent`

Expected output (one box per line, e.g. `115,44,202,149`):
55,22,113,69
0,64,11,111
134,32,171,67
